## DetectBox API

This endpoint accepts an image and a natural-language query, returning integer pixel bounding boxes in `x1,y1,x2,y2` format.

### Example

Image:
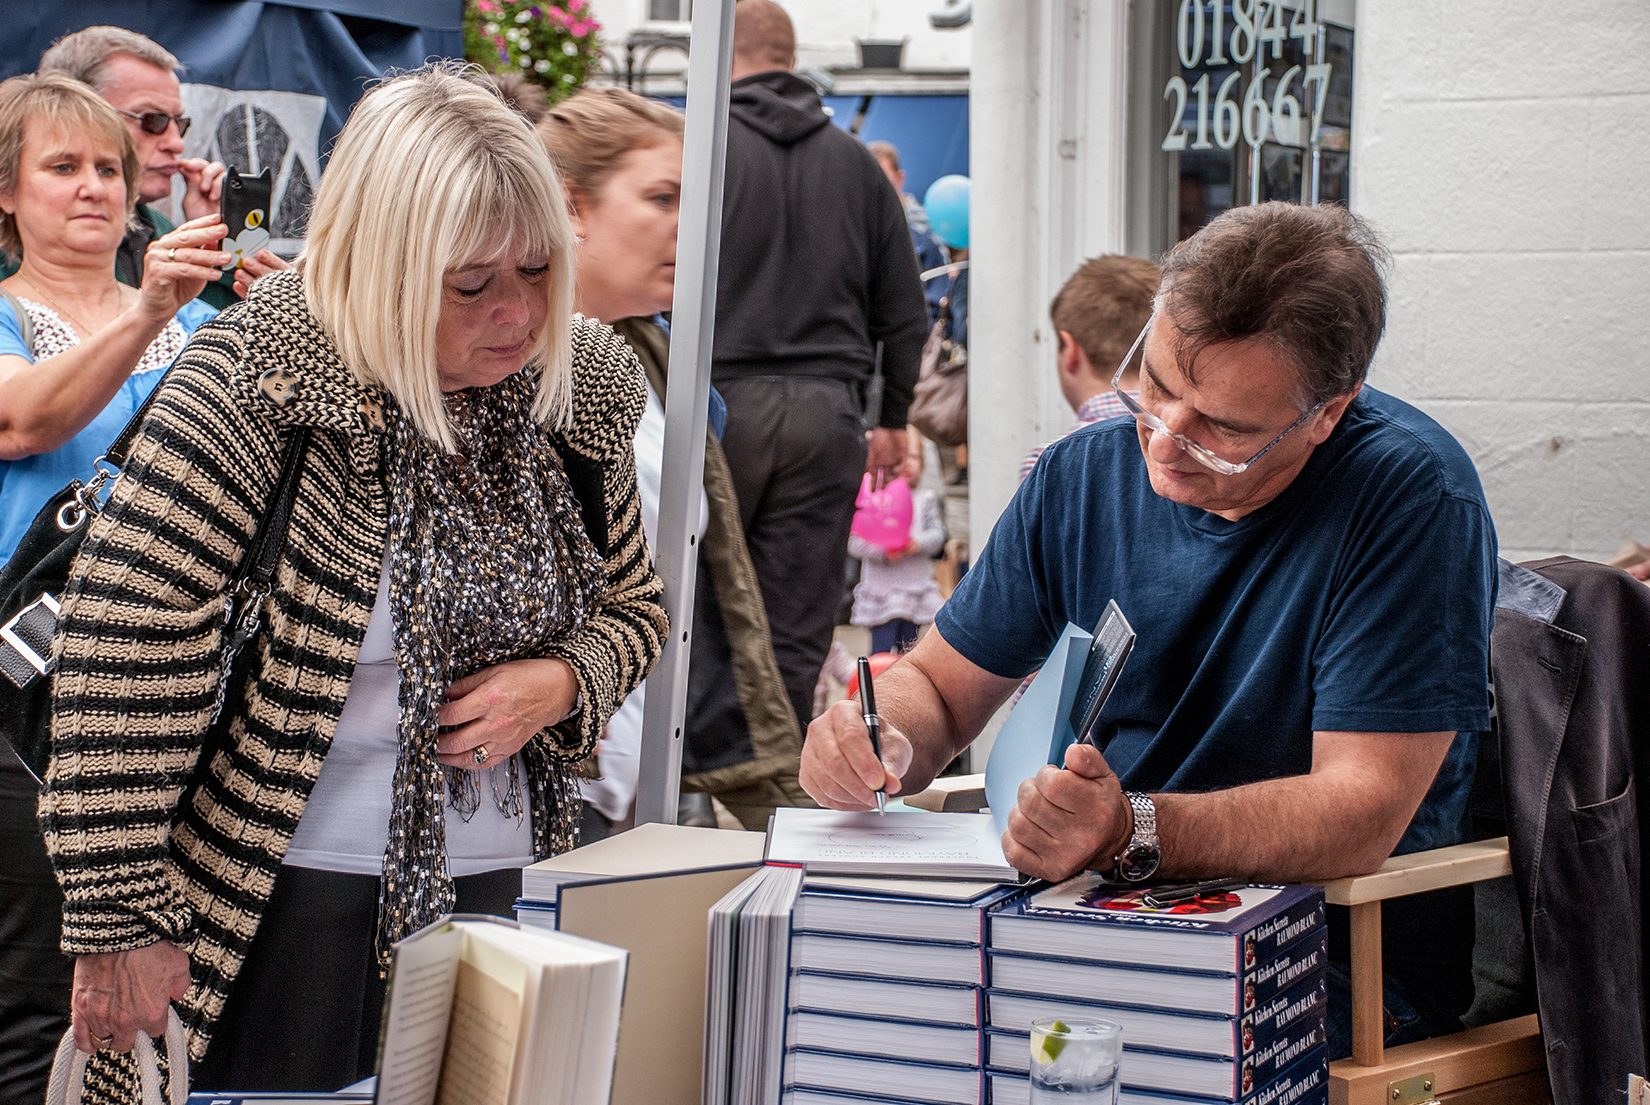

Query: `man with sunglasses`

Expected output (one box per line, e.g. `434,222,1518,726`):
9,26,236,307
802,201,1497,1059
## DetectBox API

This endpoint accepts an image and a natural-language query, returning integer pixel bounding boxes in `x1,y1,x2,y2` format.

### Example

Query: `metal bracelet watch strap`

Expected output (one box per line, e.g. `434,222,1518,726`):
1114,791,1162,882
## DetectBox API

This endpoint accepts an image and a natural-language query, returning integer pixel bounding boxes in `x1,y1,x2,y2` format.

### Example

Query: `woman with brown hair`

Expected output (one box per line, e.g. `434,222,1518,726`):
540,87,812,834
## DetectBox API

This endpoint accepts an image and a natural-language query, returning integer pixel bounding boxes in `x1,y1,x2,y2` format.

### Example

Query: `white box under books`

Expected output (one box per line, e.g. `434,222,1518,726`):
516,822,767,1105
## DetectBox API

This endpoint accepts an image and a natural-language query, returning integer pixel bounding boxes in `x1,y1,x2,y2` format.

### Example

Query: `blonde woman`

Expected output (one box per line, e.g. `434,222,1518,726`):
39,64,665,1098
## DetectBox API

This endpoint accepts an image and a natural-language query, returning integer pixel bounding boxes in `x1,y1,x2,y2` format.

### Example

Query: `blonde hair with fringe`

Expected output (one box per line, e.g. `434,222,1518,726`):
0,71,141,265
300,63,576,453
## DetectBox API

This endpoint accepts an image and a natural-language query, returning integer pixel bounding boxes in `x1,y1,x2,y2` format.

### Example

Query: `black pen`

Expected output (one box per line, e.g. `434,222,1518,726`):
1142,877,1246,909
856,656,886,815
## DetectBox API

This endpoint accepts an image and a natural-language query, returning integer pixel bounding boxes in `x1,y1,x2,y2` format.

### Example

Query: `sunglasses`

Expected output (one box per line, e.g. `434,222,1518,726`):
115,107,191,138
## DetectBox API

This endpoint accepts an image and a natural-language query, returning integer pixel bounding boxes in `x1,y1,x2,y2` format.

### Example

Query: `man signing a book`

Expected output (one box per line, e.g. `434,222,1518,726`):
800,202,1497,1061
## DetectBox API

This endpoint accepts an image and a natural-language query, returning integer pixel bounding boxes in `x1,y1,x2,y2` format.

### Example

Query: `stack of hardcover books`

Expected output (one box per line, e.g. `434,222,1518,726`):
776,874,1024,1105
982,878,1329,1105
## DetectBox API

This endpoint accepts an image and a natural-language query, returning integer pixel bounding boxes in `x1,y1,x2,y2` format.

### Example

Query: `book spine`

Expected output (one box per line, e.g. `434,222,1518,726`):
1240,890,1327,968
1243,1045,1328,1105
1241,927,1327,1014
1236,979,1327,1096
1242,971,1327,1063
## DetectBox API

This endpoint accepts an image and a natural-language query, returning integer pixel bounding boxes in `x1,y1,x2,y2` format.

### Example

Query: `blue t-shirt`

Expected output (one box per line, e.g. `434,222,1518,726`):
938,386,1497,857
0,298,217,566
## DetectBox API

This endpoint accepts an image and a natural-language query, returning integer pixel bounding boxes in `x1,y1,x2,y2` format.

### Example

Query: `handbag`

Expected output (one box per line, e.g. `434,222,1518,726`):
45,1007,189,1105
0,354,312,784
907,297,968,447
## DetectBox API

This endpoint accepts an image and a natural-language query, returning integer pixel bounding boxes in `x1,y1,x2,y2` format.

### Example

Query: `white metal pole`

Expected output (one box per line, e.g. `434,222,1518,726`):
633,0,737,827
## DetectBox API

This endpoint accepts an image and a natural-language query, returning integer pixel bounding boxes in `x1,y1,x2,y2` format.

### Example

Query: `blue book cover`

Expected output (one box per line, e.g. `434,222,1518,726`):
989,881,1325,976
985,970,1327,1060
986,926,1328,1018
789,969,983,1027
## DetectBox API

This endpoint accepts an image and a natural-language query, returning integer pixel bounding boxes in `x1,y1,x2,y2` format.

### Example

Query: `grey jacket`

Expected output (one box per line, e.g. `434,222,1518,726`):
1492,556,1650,1103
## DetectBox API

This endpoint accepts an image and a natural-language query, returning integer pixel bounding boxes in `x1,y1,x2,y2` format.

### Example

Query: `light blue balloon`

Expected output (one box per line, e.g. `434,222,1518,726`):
923,174,970,250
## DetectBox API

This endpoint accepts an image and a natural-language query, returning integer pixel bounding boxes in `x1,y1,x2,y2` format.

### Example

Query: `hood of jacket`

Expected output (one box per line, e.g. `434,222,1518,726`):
728,70,831,147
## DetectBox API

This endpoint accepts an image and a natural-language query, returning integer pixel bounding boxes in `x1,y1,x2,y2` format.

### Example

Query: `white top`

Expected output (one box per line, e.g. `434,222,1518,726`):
284,554,535,877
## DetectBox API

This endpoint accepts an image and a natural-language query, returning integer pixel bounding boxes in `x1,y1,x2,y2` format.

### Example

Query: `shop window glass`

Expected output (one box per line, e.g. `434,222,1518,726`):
1127,1,1354,257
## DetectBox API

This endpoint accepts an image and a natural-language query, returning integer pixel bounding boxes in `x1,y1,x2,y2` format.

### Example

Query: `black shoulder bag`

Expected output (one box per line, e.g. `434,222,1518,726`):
0,359,311,784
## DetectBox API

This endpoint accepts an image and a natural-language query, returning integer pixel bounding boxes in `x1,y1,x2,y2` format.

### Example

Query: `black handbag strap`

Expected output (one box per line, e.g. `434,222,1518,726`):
104,362,177,469
238,429,310,592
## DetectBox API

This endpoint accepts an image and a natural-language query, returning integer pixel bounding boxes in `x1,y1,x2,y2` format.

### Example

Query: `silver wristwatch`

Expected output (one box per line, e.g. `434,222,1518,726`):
1114,792,1161,882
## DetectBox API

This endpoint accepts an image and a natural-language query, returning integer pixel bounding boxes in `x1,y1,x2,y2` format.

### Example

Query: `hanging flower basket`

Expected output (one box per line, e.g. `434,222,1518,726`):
464,0,604,102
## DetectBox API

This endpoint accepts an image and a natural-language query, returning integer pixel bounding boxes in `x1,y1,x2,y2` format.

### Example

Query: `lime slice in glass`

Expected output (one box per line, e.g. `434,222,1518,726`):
1034,1018,1071,1066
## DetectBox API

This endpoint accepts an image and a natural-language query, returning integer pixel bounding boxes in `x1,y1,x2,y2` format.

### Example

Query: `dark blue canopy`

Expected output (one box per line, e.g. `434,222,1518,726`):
0,1,463,164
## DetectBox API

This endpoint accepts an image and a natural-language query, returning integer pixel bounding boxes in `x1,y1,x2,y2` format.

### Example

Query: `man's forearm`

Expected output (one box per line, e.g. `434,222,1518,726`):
1155,778,1391,883
1006,730,1458,885
874,658,972,795
1151,730,1458,882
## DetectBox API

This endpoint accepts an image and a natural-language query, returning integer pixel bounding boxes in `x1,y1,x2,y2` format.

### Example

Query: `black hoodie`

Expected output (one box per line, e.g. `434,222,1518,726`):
712,70,928,428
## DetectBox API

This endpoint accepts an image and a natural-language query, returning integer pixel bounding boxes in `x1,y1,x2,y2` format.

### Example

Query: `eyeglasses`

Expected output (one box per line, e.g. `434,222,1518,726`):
115,107,191,138
1111,320,1324,477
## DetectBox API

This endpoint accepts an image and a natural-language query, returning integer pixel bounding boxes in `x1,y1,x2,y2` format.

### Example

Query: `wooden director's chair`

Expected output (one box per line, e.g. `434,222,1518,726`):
902,781,1549,1105
1319,838,1545,1104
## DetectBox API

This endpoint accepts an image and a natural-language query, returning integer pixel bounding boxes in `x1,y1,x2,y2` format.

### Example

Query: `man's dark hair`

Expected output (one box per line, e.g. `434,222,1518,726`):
1049,255,1161,377
1159,201,1389,406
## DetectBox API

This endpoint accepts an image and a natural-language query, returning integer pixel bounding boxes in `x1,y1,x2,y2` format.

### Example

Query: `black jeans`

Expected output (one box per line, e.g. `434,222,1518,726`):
715,375,869,734
0,744,72,1105
192,864,521,1093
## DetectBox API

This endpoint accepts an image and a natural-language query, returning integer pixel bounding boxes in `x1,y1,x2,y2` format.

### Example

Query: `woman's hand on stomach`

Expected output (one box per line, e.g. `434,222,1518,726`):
436,657,581,769
139,214,231,323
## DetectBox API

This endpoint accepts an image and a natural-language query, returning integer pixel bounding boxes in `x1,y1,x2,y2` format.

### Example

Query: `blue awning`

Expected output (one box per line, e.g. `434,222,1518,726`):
823,93,969,202
0,2,464,160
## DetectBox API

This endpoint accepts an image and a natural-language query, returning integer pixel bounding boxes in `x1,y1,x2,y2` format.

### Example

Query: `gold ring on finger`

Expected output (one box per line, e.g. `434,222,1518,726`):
473,745,489,765
93,1033,113,1048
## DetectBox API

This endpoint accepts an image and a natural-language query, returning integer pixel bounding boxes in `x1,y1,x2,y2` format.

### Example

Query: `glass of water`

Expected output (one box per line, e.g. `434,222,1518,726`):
1029,1016,1122,1103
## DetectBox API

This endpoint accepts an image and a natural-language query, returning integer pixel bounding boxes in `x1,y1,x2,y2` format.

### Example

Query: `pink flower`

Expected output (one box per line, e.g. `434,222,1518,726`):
568,0,585,10
571,19,591,36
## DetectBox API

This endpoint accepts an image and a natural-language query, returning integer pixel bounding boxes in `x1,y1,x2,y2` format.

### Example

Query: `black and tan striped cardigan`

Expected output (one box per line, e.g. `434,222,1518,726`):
37,270,666,1066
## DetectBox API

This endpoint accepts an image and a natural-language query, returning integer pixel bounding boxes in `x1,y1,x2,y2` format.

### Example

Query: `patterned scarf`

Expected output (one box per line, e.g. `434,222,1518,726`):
376,371,607,965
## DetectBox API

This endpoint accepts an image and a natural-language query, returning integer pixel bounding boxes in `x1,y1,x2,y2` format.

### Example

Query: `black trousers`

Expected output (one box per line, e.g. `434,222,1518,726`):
192,864,520,1093
715,375,868,735
0,745,72,1105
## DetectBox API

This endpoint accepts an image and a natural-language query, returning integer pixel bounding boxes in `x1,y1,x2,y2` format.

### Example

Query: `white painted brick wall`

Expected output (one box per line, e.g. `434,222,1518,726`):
1352,1,1650,564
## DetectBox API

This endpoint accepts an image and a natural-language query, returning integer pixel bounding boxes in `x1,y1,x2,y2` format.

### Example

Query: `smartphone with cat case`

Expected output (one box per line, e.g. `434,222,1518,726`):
220,166,273,271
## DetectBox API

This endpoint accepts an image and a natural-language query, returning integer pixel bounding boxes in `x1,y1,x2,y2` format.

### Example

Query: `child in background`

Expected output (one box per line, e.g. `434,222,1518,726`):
849,434,946,655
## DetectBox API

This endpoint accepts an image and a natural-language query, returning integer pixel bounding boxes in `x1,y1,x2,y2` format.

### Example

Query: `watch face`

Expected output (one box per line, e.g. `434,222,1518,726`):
1117,841,1161,882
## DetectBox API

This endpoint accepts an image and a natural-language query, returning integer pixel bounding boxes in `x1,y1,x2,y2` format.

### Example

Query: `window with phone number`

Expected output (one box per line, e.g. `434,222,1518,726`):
1160,0,1353,243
